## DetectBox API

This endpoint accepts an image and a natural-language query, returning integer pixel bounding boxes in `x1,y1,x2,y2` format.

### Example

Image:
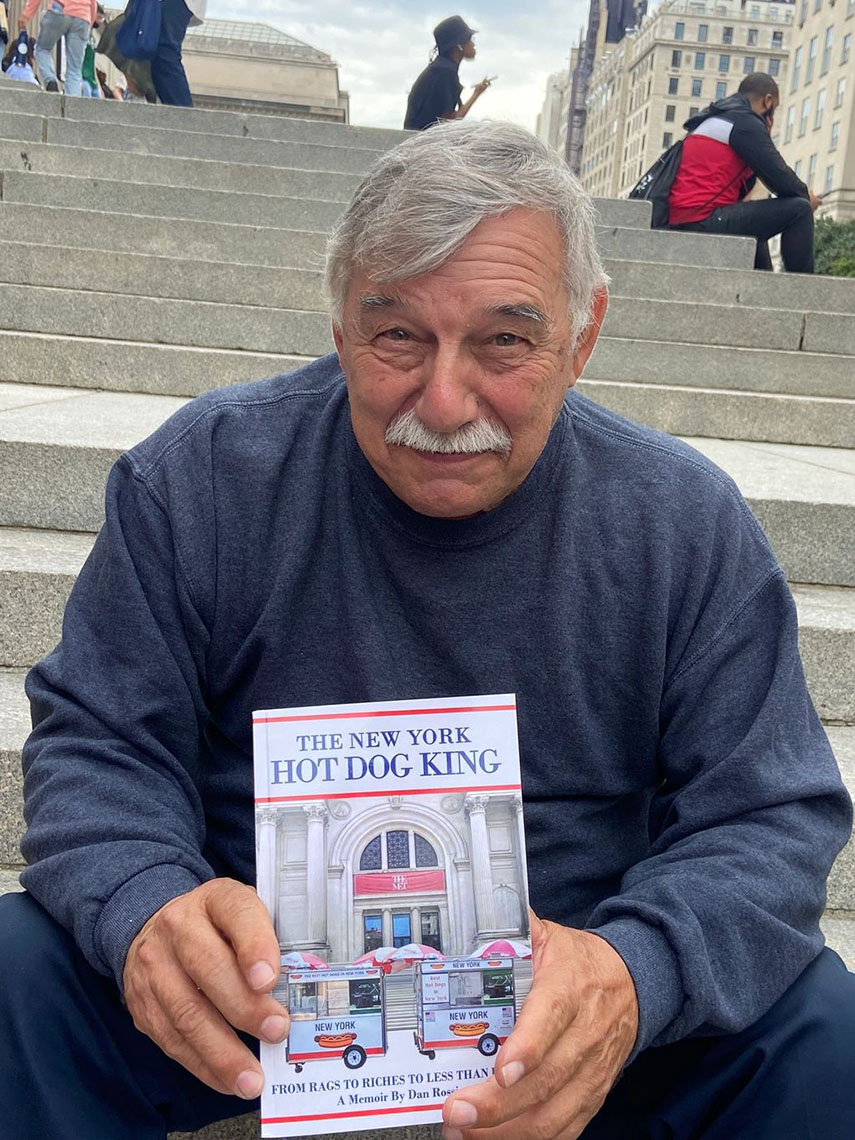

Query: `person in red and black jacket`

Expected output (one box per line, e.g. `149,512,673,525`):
668,72,820,272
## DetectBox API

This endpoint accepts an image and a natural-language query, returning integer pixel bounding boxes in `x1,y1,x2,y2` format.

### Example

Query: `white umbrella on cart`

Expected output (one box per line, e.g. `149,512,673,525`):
470,938,531,959
388,943,445,972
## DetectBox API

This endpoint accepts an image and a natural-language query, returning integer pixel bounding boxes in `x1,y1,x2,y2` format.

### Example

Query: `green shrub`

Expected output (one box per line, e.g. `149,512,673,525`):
814,217,855,275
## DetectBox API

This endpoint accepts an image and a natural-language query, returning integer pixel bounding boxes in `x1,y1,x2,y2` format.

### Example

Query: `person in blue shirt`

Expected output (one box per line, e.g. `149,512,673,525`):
2,120,854,1140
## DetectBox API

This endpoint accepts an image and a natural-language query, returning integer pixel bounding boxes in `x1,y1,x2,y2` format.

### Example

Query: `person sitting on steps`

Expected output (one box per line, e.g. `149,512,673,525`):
667,72,820,273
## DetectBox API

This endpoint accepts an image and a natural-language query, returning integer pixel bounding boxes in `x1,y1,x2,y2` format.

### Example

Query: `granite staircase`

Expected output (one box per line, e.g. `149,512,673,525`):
0,83,852,1140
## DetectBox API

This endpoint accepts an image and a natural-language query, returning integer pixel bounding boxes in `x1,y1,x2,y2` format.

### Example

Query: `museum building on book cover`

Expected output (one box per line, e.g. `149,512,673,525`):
257,791,529,961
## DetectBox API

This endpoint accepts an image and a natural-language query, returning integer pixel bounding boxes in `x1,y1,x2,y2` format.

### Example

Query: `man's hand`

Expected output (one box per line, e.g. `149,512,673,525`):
123,879,288,1100
17,17,28,30
442,915,638,1140
473,76,493,95
809,189,822,212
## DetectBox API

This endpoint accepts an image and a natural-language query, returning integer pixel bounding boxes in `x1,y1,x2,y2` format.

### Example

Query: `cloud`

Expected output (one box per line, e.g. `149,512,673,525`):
211,1,589,130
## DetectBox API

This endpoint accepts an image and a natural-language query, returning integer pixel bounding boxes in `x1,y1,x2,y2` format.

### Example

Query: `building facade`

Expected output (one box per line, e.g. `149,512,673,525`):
257,791,529,964
537,59,574,153
577,0,795,198
777,0,855,220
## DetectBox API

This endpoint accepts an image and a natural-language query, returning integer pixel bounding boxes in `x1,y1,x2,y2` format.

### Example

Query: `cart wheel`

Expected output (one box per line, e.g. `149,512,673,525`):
294,1064,304,1073
478,1034,499,1057
343,1044,367,1070
428,1051,436,1061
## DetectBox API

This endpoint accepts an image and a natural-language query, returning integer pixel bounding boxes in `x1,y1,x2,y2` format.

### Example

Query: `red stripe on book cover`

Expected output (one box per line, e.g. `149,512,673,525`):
255,783,522,804
253,703,516,724
421,1035,509,1049
286,1047,386,1062
262,1103,445,1124
354,869,446,895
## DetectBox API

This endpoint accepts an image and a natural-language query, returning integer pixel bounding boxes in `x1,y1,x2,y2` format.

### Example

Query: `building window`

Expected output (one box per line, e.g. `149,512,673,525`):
791,46,802,91
834,77,845,108
830,121,840,150
669,77,679,94
806,36,817,82
689,106,699,117
672,49,682,67
785,105,796,142
722,26,733,44
808,153,818,183
359,830,439,872
814,0,822,10
363,913,383,953
420,910,442,951
799,96,810,135
814,88,826,129
716,81,727,99
769,58,781,76
843,34,852,64
748,28,758,46
794,158,803,177
719,54,730,72
772,31,783,49
699,24,708,41
821,28,834,74
744,56,755,73
824,165,834,194
692,78,703,96
392,911,412,948
675,21,685,39
665,104,676,121
799,0,808,25
695,51,705,68
663,131,674,148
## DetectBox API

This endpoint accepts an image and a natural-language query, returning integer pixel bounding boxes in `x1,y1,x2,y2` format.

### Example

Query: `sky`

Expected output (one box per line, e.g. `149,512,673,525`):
214,1,592,132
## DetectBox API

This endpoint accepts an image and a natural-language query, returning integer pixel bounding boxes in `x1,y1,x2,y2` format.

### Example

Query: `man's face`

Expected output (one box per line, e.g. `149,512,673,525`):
333,208,606,519
462,38,476,59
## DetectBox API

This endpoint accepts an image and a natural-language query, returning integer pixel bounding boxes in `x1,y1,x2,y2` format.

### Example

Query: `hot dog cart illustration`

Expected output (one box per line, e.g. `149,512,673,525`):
285,965,387,1073
414,956,516,1059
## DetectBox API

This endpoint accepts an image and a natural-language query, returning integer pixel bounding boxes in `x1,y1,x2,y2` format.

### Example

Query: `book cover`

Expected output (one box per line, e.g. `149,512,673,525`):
252,693,532,1137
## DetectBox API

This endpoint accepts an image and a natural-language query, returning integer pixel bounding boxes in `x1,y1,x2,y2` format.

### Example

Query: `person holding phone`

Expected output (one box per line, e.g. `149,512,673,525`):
404,14,493,130
667,72,820,272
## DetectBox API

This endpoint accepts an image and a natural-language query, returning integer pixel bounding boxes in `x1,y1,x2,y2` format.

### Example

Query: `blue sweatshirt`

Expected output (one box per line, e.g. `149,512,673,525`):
21,355,851,1056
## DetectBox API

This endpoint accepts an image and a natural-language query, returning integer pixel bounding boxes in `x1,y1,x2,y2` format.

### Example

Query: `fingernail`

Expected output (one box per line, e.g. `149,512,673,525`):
247,961,275,990
236,1069,263,1099
448,1100,478,1127
502,1059,525,1087
260,1015,288,1043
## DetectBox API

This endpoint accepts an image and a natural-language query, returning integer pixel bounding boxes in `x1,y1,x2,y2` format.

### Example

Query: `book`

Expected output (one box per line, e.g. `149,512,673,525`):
252,693,532,1137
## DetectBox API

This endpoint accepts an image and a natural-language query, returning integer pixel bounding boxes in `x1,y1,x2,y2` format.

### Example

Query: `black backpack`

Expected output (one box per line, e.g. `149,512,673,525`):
628,139,684,229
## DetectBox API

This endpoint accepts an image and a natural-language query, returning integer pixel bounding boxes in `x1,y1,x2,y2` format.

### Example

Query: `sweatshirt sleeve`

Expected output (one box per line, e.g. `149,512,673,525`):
20,0,42,25
728,113,810,199
20,454,216,988
587,565,851,1058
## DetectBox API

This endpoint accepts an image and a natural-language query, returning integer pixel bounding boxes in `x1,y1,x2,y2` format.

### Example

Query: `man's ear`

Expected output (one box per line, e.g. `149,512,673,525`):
568,288,609,387
332,321,345,366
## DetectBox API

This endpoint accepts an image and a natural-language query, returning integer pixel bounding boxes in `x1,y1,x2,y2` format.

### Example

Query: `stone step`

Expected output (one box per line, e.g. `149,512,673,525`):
607,258,855,315
684,438,855,589
0,330,301,398
0,201,753,274
578,380,855,449
6,280,852,364
585,338,855,400
0,138,364,202
0,164,653,234
0,240,850,330
0,82,409,150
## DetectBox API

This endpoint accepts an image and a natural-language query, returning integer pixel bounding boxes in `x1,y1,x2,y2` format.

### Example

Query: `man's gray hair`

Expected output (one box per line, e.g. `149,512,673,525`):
325,120,608,345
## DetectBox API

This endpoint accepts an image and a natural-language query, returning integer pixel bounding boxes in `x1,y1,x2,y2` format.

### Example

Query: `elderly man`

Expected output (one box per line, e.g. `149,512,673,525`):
2,122,853,1140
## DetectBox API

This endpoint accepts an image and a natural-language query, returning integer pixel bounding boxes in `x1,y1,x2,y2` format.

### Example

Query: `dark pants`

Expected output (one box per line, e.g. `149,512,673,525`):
2,891,854,1139
673,196,815,273
151,0,193,107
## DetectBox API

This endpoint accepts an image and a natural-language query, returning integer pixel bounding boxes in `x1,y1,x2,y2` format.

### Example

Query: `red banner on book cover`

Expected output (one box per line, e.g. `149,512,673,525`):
353,870,446,895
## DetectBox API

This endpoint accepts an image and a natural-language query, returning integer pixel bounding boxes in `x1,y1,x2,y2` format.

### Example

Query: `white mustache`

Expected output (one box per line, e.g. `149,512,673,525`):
384,408,512,455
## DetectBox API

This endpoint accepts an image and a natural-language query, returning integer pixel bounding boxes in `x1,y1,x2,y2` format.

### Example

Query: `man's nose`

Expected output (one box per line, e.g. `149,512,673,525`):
414,346,479,432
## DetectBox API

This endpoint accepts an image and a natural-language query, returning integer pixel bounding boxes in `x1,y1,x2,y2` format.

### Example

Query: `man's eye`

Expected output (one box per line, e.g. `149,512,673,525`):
493,333,522,347
380,328,411,341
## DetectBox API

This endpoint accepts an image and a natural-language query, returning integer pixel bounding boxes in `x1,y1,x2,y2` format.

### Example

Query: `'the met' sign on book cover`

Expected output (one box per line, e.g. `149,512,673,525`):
253,694,532,1137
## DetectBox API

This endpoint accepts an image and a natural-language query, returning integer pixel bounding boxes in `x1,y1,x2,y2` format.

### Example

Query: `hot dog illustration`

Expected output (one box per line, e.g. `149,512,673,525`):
449,1021,490,1037
314,1031,357,1049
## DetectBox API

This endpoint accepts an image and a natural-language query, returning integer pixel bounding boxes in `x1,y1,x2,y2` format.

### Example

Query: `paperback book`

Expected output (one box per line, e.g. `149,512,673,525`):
253,693,532,1137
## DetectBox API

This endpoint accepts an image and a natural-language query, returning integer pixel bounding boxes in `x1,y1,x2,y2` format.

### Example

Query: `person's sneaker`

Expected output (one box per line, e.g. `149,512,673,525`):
46,80,59,92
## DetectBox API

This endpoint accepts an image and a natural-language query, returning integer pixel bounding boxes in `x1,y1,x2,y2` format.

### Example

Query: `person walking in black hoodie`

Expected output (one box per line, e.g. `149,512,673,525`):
668,72,820,272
